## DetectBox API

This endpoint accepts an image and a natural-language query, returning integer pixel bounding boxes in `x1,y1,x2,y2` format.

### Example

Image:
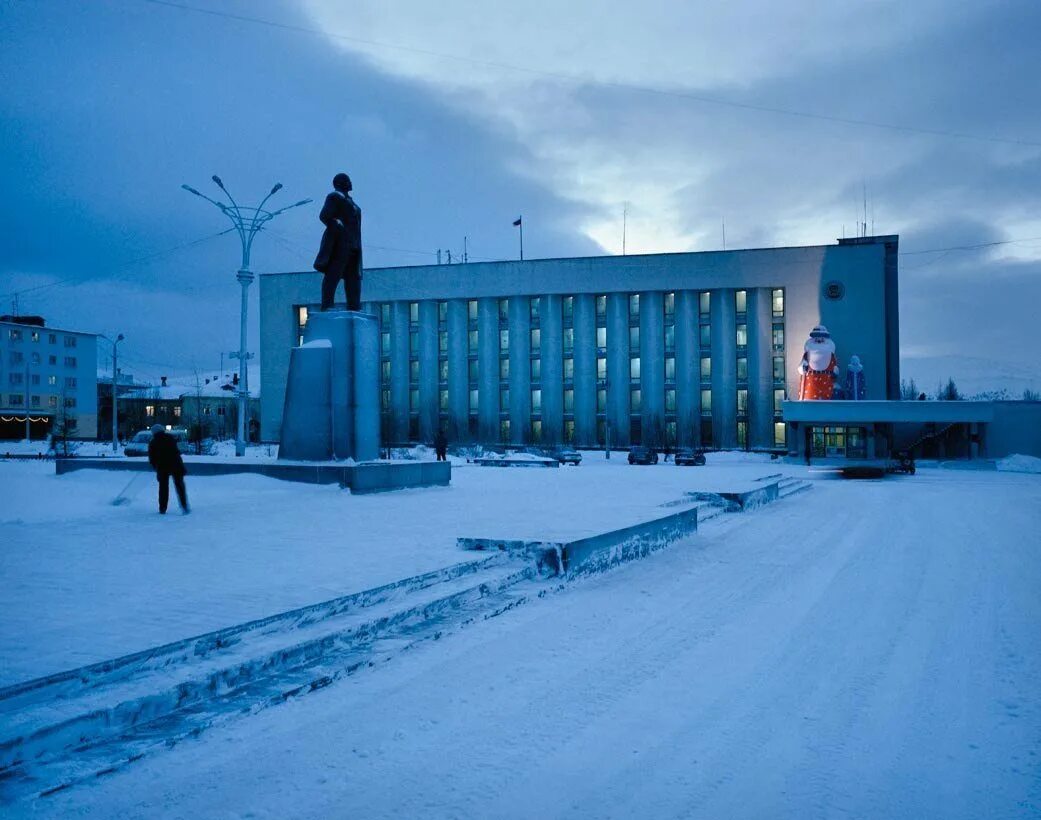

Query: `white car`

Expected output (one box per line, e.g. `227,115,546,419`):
124,429,190,457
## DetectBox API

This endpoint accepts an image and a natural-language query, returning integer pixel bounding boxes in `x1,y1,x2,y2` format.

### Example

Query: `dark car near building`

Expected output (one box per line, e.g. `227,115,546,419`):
549,447,582,465
627,446,658,465
674,447,707,466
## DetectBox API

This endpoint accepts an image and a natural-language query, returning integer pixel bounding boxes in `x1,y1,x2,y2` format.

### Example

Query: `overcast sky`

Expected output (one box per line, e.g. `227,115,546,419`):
2,0,1039,390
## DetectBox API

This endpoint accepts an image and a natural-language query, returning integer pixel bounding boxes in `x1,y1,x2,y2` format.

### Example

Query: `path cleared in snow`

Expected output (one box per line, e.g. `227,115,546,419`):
0,454,781,687
24,468,1041,819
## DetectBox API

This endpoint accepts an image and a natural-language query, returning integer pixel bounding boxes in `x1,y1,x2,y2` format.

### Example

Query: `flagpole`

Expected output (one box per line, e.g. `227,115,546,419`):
520,219,524,261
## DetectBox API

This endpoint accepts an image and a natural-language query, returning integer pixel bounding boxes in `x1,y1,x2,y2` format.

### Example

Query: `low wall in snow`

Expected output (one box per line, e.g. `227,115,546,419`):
54,457,450,493
686,480,780,512
459,505,700,577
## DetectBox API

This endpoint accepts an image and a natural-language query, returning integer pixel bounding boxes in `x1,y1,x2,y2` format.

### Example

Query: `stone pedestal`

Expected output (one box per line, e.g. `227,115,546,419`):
278,310,379,461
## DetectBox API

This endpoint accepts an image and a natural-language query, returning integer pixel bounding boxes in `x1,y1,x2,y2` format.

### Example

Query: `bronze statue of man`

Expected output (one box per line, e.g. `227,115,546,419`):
313,172,362,311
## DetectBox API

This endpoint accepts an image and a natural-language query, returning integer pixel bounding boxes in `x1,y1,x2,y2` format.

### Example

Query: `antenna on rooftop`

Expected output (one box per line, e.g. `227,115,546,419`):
622,202,629,256
722,216,727,251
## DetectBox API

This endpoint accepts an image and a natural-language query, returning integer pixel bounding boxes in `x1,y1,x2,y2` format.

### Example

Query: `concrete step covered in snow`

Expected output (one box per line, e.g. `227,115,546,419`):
777,477,813,498
0,556,548,797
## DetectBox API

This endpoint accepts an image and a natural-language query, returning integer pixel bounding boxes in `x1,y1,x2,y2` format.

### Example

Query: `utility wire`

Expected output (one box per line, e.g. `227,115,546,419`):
139,0,1041,149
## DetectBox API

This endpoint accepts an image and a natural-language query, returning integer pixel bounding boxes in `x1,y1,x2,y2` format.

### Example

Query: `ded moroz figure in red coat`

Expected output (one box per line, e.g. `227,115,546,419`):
798,325,839,400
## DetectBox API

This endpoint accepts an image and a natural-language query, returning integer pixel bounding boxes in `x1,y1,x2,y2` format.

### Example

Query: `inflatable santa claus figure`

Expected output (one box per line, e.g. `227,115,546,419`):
798,325,839,400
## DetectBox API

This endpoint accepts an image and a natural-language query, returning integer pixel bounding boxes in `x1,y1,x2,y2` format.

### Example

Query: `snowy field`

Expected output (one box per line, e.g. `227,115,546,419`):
0,453,783,687
15,464,1040,818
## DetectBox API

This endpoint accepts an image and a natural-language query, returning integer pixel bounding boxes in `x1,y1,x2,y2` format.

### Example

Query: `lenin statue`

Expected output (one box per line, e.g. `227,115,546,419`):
314,172,362,311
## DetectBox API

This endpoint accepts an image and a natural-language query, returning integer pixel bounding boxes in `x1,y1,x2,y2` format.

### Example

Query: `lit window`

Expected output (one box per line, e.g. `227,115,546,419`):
597,357,607,380
629,326,639,352
700,324,711,347
563,327,573,353
597,389,607,412
173,406,181,417
468,300,478,321
563,357,574,380
530,297,540,321
146,405,155,417
298,306,309,329
530,419,542,442
737,388,748,414
439,389,449,410
665,389,676,412
665,356,675,381
630,388,641,411
439,331,448,354
469,389,479,412
381,304,391,325
701,356,712,381
595,295,607,319
630,357,641,380
735,290,747,314
736,324,747,348
563,296,574,319
499,298,509,322
737,420,748,448
468,359,479,382
774,388,786,414
437,301,447,323
381,332,390,353
409,302,419,323
772,288,785,316
500,386,510,407
563,388,574,412
773,356,786,381
664,292,675,317
48,375,56,386
530,328,541,351
737,356,748,381
468,330,478,354
439,360,448,382
665,324,675,352
530,358,541,381
596,327,607,349
31,331,39,342
772,324,784,350
500,419,511,441
531,388,542,412
409,360,419,383
500,358,509,380
701,389,712,415
774,422,787,447
699,292,711,316
500,329,509,352
381,361,391,383
629,294,640,317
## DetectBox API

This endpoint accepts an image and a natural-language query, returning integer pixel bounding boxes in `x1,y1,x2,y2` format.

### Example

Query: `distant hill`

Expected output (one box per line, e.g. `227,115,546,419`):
901,355,1041,399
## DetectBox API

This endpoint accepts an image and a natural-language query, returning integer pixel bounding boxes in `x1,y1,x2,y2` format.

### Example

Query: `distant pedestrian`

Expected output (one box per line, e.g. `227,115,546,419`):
434,429,448,462
148,424,189,515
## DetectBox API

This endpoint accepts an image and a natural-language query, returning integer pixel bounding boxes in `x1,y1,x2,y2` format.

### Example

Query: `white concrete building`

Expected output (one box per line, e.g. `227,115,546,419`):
0,317,98,440
260,235,900,449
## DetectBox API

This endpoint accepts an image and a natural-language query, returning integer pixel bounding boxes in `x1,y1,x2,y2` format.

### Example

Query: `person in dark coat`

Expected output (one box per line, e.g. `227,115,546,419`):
147,424,189,514
313,172,362,311
434,429,448,462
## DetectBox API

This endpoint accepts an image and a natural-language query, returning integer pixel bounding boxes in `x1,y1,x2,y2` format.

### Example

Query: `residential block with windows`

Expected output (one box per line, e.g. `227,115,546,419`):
0,316,98,439
260,235,899,451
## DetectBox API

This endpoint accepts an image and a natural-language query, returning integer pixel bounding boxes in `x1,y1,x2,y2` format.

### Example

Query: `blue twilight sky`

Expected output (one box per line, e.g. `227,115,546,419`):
1,0,1040,392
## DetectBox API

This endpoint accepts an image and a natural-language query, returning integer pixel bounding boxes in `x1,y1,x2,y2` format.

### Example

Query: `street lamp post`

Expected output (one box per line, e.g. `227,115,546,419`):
111,334,123,452
182,176,311,456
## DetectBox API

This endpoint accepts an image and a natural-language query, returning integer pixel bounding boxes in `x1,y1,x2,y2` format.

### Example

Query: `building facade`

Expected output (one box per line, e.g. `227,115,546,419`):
0,316,99,440
260,235,899,450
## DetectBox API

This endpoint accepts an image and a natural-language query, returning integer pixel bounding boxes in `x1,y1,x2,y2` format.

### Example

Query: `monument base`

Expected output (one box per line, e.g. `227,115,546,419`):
279,310,379,462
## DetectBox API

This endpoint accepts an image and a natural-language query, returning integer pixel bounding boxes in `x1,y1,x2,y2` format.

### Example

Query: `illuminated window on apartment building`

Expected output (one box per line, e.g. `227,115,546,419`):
564,419,575,443
439,389,449,411
699,291,711,317
596,326,607,349
468,359,479,382
665,389,676,412
664,291,675,318
630,388,641,412
735,290,747,315
500,419,511,441
629,326,639,352
409,360,419,383
630,357,641,381
381,304,391,325
381,332,391,355
774,422,787,447
736,323,748,348
499,358,509,380
597,389,607,412
597,356,607,381
737,388,748,415
665,356,675,382
47,375,57,385
469,389,479,413
773,356,786,382
530,358,541,381
737,420,748,449
629,294,640,319
737,356,748,381
499,329,509,353
297,306,309,331
409,302,419,324
530,328,541,352
468,300,478,322
563,327,574,354
700,356,712,381
530,419,542,442
701,389,712,415
439,360,448,382
772,288,785,317
772,325,784,350
145,405,155,417
563,357,574,381
531,389,542,413
498,298,509,322
437,301,447,324
596,295,607,321
563,296,574,321
439,331,448,354
530,297,540,323
563,388,574,412
665,323,675,352
774,388,786,415
468,330,478,354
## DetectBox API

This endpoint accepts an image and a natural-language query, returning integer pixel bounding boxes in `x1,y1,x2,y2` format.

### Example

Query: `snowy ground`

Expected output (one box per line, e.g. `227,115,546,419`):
15,465,1040,818
0,453,783,687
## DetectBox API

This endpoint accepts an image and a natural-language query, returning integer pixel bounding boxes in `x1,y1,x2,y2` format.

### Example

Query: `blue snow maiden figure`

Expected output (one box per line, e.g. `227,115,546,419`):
844,355,866,400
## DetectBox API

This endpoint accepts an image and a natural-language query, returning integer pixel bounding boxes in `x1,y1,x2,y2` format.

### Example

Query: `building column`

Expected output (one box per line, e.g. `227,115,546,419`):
418,300,438,443
540,295,563,446
478,298,499,442
572,294,596,447
390,301,410,445
639,291,665,447
508,296,531,445
674,290,698,447
711,288,737,449
747,288,773,450
446,299,468,443
607,292,630,449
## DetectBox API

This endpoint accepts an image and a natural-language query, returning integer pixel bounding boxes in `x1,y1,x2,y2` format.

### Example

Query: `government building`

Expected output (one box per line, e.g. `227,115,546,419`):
259,234,899,451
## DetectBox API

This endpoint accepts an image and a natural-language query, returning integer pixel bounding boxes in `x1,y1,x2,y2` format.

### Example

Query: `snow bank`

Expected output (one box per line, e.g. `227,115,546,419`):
996,453,1041,474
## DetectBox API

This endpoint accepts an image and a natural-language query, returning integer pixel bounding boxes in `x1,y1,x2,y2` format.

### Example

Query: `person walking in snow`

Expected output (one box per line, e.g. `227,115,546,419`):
148,424,190,515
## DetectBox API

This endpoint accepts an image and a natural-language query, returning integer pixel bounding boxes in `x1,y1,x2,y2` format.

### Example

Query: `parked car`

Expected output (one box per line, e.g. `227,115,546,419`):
549,447,582,465
627,446,658,465
124,428,191,457
674,447,707,466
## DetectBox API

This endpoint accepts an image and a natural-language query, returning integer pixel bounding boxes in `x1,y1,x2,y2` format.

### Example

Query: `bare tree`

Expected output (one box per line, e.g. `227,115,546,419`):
900,378,919,401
